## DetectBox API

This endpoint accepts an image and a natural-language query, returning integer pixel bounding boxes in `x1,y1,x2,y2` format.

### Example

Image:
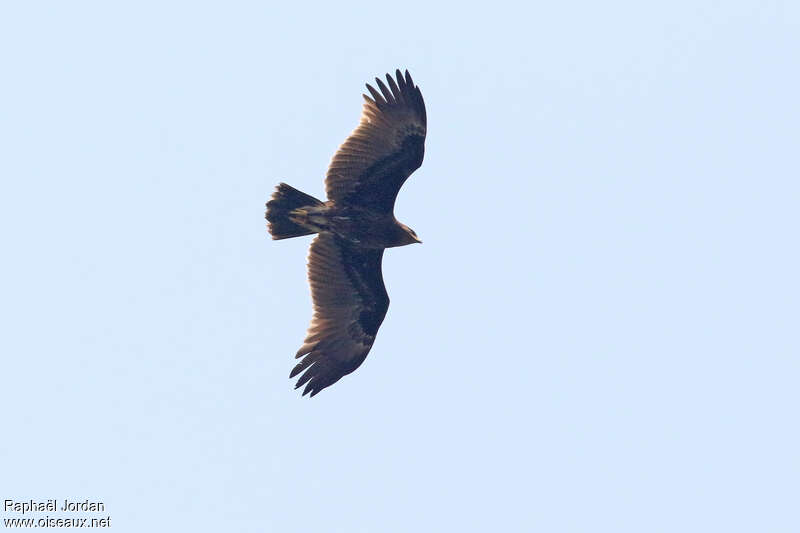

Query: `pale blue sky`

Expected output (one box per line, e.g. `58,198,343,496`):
2,1,798,531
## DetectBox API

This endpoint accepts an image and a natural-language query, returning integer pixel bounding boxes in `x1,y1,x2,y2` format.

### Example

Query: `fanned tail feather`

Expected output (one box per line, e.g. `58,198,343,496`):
265,182,323,239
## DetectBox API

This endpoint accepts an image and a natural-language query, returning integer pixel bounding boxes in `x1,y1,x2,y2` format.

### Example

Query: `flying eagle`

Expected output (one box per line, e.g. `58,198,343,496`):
265,69,427,397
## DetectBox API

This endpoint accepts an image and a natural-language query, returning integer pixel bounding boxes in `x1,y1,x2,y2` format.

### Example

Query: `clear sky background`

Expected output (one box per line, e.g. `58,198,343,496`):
2,1,798,531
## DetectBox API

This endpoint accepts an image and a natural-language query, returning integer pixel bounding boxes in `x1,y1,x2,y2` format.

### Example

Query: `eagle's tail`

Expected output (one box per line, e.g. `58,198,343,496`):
265,183,324,240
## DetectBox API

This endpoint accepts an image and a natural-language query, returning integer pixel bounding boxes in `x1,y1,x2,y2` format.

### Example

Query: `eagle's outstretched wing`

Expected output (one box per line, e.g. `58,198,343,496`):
325,69,427,213
290,234,389,396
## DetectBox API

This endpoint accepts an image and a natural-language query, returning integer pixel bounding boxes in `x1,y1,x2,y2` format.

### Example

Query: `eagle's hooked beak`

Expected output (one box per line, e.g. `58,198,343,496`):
401,223,422,244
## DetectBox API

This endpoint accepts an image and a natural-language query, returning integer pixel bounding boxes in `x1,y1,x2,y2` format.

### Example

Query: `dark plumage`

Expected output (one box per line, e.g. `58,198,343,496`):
265,69,427,397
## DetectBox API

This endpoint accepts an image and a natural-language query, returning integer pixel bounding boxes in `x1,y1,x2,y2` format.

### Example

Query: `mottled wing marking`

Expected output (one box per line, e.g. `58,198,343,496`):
290,234,389,396
325,69,427,213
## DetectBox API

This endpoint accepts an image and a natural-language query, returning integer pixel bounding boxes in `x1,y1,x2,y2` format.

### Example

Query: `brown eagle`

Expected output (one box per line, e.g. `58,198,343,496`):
265,69,427,397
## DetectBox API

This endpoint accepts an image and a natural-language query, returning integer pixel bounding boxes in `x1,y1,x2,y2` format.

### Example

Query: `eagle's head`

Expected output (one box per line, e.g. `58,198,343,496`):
397,222,422,246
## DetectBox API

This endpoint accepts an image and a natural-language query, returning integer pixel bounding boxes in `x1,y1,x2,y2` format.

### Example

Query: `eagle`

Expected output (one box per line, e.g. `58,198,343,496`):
265,69,427,397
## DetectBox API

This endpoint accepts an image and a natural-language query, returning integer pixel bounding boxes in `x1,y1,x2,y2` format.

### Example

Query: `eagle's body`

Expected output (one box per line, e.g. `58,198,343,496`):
288,203,419,249
265,69,427,397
